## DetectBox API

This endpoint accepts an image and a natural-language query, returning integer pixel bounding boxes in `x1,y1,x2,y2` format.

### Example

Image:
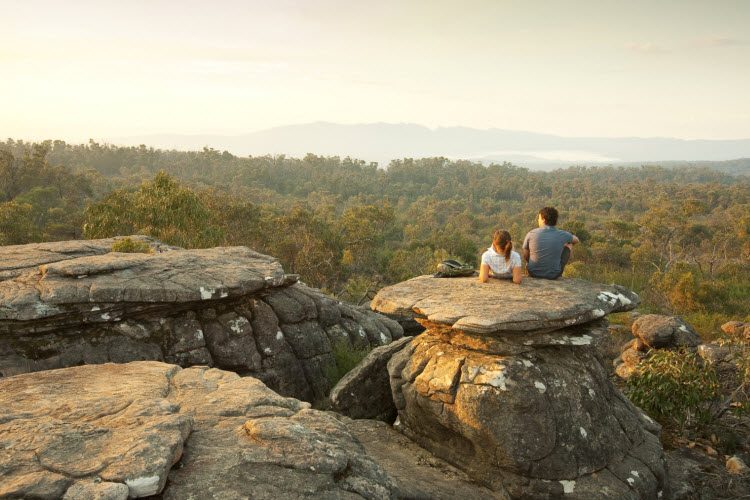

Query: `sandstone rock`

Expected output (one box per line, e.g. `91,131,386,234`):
722,320,750,338
615,361,637,380
371,276,665,498
330,336,414,421
62,481,129,500
0,362,402,499
632,314,700,349
346,418,510,499
697,343,730,364
622,346,649,368
727,456,749,474
371,275,639,335
0,362,192,499
0,238,401,403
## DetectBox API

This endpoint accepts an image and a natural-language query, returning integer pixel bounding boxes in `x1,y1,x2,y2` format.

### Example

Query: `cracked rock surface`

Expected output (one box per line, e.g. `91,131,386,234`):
0,237,402,403
372,277,667,498
371,275,639,335
0,361,404,499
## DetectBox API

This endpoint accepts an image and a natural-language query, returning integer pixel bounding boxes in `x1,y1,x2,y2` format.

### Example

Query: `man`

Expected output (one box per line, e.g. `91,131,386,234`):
523,206,579,279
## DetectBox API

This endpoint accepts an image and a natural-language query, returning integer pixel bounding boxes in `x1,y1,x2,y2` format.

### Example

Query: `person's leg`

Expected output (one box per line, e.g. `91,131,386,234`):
552,245,571,279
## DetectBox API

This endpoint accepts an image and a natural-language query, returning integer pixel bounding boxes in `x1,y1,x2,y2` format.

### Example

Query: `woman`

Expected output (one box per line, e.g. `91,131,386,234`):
479,230,523,284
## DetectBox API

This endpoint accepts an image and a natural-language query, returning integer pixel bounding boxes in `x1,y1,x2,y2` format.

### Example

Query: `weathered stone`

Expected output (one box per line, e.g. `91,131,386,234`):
0,362,192,498
340,317,371,348
330,336,414,421
62,481,129,500
168,317,206,354
727,456,749,474
622,346,649,368
0,362,403,499
371,276,664,498
632,314,701,349
346,418,510,499
201,319,262,371
283,286,319,321
263,291,306,324
722,320,750,338
249,298,288,357
697,343,731,364
1,238,403,403
281,320,332,359
371,275,639,336
294,284,342,326
299,353,337,401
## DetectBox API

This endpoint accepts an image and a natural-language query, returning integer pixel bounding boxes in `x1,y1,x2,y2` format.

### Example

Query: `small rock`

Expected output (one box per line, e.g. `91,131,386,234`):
726,456,748,474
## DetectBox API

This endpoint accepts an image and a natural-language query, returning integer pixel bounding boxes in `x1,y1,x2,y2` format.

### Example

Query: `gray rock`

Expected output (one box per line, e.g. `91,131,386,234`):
0,238,404,404
632,314,701,349
697,343,731,364
330,336,414,421
371,275,639,336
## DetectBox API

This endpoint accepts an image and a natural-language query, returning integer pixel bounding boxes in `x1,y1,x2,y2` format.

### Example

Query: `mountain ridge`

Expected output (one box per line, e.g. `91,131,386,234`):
105,122,750,171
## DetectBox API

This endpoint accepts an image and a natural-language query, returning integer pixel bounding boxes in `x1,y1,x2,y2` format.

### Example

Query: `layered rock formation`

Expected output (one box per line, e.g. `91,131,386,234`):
0,237,402,402
371,275,667,498
0,361,511,499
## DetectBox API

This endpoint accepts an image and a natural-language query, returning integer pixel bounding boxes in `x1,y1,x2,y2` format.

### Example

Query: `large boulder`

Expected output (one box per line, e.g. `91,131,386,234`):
329,336,414,422
632,314,701,349
0,237,403,403
372,275,667,498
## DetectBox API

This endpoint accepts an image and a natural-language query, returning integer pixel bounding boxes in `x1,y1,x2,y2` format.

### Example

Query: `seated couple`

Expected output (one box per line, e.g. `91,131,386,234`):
479,206,580,284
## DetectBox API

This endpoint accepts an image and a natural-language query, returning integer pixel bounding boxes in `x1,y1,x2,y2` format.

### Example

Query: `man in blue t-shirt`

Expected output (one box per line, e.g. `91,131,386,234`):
522,206,580,279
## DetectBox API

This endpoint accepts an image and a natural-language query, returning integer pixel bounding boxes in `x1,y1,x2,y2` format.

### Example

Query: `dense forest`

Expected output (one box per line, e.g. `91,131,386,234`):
2,138,749,337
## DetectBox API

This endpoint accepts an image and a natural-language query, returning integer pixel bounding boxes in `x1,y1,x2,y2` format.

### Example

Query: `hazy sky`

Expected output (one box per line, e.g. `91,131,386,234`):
2,0,749,142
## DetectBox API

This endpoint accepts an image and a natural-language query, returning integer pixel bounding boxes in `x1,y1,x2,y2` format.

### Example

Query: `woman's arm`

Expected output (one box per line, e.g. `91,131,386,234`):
479,264,490,282
512,266,522,284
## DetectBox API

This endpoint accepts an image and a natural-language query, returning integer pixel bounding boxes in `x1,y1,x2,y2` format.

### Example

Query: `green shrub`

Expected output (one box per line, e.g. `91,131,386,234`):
719,330,750,418
326,339,371,389
627,347,722,431
111,237,152,253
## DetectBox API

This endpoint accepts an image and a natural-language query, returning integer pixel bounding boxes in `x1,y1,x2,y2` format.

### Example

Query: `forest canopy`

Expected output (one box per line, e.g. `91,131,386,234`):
2,138,749,335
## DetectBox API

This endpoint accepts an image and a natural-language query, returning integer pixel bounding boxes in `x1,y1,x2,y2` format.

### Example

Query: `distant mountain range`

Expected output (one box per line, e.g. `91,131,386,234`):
108,122,750,172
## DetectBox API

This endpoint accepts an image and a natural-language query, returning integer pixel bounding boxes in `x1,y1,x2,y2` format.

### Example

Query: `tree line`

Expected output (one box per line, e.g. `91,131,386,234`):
2,139,749,335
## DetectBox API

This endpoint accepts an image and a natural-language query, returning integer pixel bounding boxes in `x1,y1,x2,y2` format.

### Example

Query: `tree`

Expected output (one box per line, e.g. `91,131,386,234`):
83,171,223,248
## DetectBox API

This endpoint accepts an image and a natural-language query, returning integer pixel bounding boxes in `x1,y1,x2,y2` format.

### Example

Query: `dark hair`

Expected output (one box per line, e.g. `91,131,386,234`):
539,206,559,226
492,230,512,261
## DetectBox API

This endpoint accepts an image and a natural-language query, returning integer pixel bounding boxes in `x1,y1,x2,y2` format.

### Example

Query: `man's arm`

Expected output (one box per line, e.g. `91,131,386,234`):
570,235,580,245
523,249,530,262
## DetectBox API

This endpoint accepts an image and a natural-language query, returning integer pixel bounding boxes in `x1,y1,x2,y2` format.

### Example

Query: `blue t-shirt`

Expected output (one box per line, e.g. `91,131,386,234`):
523,226,573,279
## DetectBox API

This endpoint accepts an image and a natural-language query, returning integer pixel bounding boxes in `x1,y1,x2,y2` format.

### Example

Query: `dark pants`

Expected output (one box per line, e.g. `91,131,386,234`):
528,246,571,279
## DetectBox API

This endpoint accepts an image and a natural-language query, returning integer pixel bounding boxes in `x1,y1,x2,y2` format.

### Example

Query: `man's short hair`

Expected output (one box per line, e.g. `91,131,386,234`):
539,206,559,226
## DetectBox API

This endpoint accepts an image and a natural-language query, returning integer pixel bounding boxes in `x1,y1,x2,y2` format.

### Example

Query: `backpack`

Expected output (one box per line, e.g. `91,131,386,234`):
434,259,475,278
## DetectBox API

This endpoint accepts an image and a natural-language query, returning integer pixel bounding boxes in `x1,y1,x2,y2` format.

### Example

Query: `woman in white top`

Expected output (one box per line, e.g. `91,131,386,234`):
479,230,523,284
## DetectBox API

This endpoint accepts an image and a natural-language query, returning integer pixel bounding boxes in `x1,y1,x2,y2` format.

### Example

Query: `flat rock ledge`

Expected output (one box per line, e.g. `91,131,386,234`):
371,275,639,336
0,361,401,499
0,237,403,403
371,276,667,498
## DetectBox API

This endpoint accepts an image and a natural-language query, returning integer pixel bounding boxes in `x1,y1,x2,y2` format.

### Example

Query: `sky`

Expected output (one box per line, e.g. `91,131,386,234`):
2,0,749,143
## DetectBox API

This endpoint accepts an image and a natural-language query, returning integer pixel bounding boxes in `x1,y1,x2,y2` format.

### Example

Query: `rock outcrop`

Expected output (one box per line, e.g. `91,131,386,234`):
371,275,667,498
0,237,403,402
0,361,515,499
0,361,400,499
